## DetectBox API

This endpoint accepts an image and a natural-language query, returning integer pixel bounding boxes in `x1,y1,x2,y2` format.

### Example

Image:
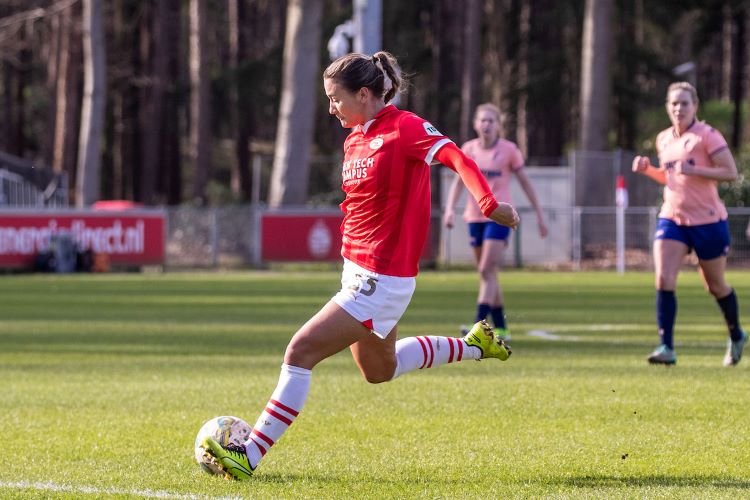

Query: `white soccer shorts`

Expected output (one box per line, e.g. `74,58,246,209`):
332,259,416,339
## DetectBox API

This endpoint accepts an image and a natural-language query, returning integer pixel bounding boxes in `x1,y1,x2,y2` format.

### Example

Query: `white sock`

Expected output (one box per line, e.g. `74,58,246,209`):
244,363,311,468
392,336,480,379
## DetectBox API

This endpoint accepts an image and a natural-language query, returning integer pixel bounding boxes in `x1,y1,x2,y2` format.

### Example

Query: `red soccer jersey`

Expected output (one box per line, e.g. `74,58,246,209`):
339,105,452,277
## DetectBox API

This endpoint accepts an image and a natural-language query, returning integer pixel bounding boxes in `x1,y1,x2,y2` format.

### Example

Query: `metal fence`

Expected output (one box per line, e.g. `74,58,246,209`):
165,205,259,268
161,205,750,271
570,206,750,270
0,169,68,208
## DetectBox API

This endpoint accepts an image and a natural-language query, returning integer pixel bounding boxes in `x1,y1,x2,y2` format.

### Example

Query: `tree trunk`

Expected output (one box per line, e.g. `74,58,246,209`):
731,6,745,150
228,0,252,201
52,7,71,174
140,0,169,205
526,0,565,163
515,0,530,157
459,0,481,144
44,11,62,167
64,15,82,195
579,0,612,153
483,0,508,116
10,21,31,157
743,8,750,147
430,1,462,139
268,0,322,207
722,3,733,103
577,0,613,255
189,0,211,204
163,0,183,205
75,0,106,207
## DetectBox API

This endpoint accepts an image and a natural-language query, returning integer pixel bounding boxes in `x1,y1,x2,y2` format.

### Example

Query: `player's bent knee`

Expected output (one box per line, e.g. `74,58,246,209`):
284,337,322,370
479,266,497,279
359,360,396,384
362,370,392,384
656,276,677,291
707,283,730,298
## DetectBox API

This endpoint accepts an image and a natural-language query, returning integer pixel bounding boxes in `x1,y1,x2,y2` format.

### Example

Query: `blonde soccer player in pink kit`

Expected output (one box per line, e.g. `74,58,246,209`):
443,103,548,340
633,81,747,366
201,52,519,480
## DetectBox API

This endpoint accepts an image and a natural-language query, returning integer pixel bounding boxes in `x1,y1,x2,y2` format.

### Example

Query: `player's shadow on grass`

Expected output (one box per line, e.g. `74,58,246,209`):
559,474,750,489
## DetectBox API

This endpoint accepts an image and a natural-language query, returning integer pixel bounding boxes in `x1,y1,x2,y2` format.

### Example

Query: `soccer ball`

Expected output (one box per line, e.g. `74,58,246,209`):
194,415,252,476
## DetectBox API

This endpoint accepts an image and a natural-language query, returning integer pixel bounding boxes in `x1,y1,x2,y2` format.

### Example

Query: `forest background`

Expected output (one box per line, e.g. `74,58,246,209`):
1,0,749,209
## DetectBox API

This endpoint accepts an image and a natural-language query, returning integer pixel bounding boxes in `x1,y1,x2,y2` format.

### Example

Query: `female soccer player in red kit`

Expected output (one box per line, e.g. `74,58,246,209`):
633,81,746,366
202,51,519,479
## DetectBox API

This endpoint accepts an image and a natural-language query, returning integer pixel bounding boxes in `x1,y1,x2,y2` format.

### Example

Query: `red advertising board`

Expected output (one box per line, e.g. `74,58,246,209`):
261,211,343,261
0,210,166,268
260,210,436,263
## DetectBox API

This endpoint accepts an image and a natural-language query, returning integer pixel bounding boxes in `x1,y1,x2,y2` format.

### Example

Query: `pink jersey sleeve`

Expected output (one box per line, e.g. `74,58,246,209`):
702,126,729,156
398,113,453,164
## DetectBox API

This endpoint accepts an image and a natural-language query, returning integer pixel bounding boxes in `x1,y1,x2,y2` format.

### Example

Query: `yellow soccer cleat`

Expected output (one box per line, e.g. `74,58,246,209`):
463,320,512,361
201,436,254,480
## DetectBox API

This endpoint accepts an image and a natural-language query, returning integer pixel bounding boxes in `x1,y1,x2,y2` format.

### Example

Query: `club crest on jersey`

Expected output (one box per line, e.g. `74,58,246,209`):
423,122,442,136
369,136,384,150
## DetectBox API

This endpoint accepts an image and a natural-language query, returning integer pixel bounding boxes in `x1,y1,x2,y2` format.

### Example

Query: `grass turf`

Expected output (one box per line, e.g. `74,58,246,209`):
0,270,748,499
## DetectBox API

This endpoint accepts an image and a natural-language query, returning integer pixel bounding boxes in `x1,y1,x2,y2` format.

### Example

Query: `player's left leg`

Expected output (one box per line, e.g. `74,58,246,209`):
467,223,491,329
481,225,511,339
694,220,746,366
204,301,370,480
698,257,747,366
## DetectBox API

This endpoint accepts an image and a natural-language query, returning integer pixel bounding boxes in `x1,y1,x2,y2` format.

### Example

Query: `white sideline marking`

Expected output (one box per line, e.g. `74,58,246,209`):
0,480,239,500
526,330,574,341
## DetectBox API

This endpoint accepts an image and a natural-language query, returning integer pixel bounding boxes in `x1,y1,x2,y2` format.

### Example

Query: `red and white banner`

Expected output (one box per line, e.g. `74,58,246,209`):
262,211,343,261
0,210,166,268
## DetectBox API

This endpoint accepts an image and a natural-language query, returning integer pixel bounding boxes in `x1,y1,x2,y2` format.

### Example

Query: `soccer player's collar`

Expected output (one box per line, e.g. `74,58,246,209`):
362,104,397,134
672,119,697,138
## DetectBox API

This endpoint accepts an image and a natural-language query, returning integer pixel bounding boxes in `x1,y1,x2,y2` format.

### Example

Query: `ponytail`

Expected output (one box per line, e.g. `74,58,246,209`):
324,51,404,103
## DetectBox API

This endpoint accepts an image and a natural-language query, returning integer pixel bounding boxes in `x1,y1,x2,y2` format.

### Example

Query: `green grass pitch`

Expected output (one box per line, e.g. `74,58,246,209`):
0,270,748,499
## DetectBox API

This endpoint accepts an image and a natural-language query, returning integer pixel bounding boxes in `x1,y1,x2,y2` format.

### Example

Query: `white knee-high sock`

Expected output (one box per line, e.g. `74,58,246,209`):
392,336,481,379
244,363,311,468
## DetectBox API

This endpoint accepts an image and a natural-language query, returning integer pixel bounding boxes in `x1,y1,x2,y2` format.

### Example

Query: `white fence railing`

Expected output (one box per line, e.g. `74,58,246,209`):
0,169,68,208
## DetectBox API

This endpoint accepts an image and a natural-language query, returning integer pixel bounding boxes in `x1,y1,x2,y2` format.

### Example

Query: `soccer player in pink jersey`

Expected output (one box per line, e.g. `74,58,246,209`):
443,103,548,340
632,81,747,366
202,51,520,480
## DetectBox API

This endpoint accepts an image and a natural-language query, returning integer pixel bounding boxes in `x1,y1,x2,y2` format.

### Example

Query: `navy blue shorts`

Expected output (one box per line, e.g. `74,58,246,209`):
654,218,730,260
468,221,511,247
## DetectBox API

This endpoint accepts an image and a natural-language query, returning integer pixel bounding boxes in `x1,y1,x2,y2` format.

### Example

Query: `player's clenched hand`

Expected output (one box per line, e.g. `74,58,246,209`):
672,160,695,175
489,202,519,230
632,155,652,173
443,211,455,229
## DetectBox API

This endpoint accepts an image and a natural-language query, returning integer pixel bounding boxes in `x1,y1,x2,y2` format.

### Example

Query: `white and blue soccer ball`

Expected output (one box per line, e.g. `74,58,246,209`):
194,415,252,475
